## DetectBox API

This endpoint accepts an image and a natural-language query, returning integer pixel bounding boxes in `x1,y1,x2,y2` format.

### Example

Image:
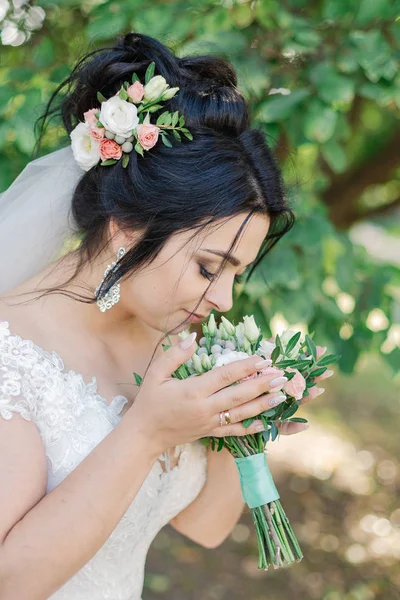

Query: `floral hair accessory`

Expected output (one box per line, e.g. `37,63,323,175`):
70,61,193,171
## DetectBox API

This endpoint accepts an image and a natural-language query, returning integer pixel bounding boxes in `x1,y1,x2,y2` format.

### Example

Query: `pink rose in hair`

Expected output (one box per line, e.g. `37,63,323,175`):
89,126,105,141
84,108,99,127
128,81,144,103
137,123,159,150
283,367,306,400
99,138,122,161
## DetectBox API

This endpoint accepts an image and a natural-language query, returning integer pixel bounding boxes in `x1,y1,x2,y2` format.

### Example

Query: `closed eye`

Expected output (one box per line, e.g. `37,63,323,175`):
199,264,245,284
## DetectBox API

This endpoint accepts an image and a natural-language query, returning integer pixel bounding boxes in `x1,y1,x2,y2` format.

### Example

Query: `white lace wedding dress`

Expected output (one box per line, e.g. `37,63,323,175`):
0,319,208,600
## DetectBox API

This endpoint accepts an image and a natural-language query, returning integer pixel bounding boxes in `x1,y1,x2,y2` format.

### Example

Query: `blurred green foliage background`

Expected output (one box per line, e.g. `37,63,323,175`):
1,0,399,598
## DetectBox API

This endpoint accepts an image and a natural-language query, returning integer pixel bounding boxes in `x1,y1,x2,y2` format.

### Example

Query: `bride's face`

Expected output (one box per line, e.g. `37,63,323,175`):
116,212,270,333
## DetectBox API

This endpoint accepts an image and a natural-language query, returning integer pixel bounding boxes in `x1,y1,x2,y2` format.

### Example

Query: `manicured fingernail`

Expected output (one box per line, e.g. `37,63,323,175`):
269,376,288,388
325,370,334,377
315,387,325,397
268,393,286,407
180,332,197,349
254,359,272,369
254,422,264,431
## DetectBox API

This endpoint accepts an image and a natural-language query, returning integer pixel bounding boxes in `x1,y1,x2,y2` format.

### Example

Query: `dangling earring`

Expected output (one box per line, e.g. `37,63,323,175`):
95,247,126,312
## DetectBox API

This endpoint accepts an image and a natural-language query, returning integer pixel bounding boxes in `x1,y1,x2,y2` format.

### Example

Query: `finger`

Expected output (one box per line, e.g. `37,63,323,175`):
301,386,324,404
194,354,269,396
210,418,266,438
277,421,310,435
314,369,334,382
154,332,198,381
209,370,286,414
211,391,287,430
316,345,327,360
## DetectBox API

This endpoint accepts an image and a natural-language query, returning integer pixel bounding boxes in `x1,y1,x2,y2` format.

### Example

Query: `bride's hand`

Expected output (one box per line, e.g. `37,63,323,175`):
129,332,289,454
279,344,333,435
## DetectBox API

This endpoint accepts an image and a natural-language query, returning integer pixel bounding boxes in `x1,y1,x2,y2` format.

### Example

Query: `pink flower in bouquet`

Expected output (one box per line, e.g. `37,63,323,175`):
137,123,159,150
283,367,306,400
127,81,144,103
99,138,122,161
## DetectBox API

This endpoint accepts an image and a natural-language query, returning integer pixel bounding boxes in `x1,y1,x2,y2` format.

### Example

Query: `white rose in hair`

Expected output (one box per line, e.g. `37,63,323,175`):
70,122,101,171
143,75,169,102
99,96,139,137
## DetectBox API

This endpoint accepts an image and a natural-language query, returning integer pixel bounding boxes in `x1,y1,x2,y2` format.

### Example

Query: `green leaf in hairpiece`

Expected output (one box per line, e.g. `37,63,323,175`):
145,61,156,85
97,91,107,103
122,153,130,168
100,159,118,166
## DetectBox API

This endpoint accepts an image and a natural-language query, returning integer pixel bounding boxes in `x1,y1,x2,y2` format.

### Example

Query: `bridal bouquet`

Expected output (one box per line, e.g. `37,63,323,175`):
134,314,340,570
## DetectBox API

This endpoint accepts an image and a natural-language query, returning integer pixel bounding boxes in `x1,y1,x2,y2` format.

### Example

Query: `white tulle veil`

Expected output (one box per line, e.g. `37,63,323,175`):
0,145,83,295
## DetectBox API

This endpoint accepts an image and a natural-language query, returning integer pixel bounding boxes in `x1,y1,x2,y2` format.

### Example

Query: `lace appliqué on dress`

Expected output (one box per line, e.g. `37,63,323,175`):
0,319,208,600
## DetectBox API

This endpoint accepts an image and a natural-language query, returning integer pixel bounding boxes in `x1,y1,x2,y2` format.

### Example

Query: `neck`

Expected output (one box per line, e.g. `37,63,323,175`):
2,251,166,357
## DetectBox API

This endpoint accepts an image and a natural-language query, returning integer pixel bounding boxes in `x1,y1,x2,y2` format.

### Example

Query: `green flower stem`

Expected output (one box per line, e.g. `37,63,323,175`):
275,501,303,559
270,504,295,563
256,504,280,568
252,509,269,570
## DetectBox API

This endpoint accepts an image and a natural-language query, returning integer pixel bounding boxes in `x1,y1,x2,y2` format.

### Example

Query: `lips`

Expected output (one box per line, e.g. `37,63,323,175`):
185,310,207,319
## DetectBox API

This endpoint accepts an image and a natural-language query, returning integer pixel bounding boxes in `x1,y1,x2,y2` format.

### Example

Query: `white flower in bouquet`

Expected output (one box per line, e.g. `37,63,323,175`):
214,350,250,368
70,122,101,171
257,340,277,359
99,95,139,137
207,313,217,336
221,316,235,336
243,315,261,344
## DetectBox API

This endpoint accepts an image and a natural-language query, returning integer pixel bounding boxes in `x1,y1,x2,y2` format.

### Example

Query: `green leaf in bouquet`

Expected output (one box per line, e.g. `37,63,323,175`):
271,346,281,363
275,334,284,353
271,422,279,441
161,343,171,351
256,332,263,347
317,353,341,366
289,417,308,423
284,371,296,381
261,415,270,430
306,379,316,388
276,359,297,368
261,407,279,418
305,335,317,361
285,331,302,356
133,372,143,386
310,366,327,377
262,428,270,442
282,402,299,419
217,438,225,452
211,437,216,451
242,417,255,428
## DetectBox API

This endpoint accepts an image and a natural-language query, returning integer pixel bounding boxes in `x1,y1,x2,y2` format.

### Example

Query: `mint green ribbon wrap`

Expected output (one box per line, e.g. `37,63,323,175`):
234,452,280,509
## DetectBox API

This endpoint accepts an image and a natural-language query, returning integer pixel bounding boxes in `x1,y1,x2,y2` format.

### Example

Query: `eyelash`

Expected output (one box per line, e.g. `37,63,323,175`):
199,264,245,285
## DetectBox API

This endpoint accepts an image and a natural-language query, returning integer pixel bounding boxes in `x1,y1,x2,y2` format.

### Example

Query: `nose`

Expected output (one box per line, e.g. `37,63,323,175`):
205,279,234,314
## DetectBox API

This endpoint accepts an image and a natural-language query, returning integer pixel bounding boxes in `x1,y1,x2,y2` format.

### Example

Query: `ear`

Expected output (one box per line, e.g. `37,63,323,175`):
108,217,135,254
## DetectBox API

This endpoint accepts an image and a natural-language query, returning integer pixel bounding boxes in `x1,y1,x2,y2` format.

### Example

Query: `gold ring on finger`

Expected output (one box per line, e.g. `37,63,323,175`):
223,410,231,425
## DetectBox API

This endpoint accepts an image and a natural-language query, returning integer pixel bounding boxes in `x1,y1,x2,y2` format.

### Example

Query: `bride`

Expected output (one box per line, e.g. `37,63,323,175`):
0,32,320,600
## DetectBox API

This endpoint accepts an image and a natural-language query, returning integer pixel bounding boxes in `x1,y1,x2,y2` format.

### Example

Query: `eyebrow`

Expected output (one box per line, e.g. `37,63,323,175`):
202,249,242,267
